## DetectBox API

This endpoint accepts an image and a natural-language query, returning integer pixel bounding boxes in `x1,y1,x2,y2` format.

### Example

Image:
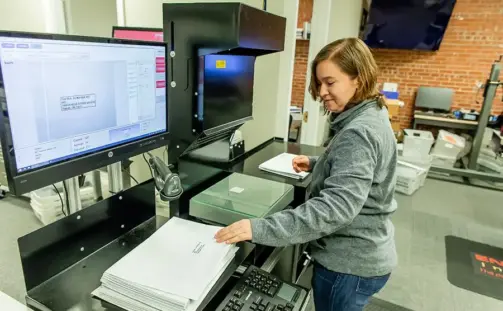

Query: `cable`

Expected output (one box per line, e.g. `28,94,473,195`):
122,169,139,185
61,181,71,215
52,184,66,217
143,153,154,178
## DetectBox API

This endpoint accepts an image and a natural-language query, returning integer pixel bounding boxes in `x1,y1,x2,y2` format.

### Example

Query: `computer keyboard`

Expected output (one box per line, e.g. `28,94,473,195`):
216,265,308,311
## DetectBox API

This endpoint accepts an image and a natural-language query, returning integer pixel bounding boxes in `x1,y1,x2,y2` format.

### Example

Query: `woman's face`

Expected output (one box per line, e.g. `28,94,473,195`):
316,60,359,113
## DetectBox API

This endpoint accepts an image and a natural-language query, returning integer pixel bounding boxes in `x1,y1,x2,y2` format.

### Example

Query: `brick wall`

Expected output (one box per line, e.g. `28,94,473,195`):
292,40,310,107
373,0,503,129
291,0,313,108
297,0,313,28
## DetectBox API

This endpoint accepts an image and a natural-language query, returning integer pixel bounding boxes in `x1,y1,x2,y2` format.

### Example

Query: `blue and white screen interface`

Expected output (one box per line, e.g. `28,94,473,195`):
0,37,167,172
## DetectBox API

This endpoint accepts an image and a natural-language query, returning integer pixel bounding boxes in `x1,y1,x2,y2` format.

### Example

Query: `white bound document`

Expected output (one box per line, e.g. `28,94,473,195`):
259,153,310,180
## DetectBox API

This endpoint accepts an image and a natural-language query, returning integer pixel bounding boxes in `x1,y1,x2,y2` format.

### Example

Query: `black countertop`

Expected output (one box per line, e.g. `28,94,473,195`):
231,139,326,188
182,139,326,189
179,139,326,206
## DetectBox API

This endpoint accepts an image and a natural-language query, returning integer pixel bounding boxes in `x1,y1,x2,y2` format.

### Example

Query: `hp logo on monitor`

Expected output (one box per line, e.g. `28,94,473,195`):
108,152,114,158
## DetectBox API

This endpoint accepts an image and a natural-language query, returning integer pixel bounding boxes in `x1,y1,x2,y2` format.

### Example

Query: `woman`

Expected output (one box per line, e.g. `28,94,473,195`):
215,37,397,311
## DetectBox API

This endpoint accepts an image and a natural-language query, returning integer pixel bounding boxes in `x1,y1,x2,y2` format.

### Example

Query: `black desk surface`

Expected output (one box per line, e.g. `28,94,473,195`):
182,139,326,189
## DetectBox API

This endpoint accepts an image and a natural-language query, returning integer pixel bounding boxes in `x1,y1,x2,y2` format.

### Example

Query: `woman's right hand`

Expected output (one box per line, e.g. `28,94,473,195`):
292,155,310,173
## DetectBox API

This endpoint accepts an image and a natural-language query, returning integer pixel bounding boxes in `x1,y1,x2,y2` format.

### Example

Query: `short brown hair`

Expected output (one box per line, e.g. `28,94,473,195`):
308,37,385,108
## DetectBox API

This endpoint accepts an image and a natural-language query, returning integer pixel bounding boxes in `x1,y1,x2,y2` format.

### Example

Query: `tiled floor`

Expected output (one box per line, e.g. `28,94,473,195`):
377,179,503,311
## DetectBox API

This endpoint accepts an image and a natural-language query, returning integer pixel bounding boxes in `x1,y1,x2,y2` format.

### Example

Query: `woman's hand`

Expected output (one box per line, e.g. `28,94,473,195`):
215,219,252,244
292,155,310,173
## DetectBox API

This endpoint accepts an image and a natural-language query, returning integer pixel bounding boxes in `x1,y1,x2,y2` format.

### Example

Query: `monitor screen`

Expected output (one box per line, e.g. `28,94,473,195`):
198,54,255,131
113,27,163,42
415,86,453,112
362,0,456,51
0,36,167,173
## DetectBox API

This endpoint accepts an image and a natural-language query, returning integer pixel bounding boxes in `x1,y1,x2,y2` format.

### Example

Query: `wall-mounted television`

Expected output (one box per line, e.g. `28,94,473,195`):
361,0,457,51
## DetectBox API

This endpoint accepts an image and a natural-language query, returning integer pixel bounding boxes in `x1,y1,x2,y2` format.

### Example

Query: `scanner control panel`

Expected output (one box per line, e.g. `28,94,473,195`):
216,265,307,311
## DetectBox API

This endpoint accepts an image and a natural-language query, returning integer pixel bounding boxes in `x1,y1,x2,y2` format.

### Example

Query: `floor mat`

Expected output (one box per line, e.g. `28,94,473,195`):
445,235,503,301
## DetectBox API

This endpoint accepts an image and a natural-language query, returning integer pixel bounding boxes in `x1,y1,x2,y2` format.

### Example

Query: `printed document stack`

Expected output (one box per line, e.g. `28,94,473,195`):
92,217,238,311
259,153,310,180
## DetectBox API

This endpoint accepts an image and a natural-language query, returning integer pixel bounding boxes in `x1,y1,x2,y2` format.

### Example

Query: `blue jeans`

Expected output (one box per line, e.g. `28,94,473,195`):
312,263,390,311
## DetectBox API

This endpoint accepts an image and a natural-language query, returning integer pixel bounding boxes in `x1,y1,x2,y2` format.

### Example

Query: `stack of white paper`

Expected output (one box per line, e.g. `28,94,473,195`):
259,153,310,180
92,217,238,311
0,291,32,311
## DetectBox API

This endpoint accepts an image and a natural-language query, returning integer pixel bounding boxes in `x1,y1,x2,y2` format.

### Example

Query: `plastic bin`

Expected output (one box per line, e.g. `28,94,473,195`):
395,161,428,195
30,182,96,225
431,130,465,160
431,154,457,167
395,154,432,195
478,154,503,174
398,154,433,187
403,129,434,158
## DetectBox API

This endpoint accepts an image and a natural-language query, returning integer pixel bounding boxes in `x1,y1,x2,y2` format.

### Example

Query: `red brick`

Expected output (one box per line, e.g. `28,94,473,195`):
290,0,313,109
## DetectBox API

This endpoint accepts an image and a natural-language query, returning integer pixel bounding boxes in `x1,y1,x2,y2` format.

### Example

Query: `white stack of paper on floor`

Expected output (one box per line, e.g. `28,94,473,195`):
92,217,238,311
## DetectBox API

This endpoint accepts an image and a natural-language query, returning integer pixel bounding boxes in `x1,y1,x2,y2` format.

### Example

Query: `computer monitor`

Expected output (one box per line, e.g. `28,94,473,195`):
0,31,169,195
414,86,454,112
112,26,163,42
197,54,255,132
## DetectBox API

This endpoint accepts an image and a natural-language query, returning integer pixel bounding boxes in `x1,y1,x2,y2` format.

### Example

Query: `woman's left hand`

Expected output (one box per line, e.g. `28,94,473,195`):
215,219,252,244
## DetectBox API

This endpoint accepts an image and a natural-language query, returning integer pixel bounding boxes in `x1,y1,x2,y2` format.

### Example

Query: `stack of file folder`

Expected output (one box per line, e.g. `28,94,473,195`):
93,217,238,311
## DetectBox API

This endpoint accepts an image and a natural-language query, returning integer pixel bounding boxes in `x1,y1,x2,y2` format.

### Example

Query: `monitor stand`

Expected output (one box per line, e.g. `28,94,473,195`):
64,176,82,214
107,162,124,194
186,136,245,163
415,108,450,117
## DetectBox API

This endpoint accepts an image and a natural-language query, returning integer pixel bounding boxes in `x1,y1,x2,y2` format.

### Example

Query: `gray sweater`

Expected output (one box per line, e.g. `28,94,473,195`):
250,99,398,277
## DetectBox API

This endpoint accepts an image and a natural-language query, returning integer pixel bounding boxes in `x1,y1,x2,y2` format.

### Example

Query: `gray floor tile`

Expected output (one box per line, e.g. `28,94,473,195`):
378,179,503,311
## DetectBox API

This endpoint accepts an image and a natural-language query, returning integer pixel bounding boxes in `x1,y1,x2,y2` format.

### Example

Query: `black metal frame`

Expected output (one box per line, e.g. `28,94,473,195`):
0,31,170,195
19,178,257,311
163,2,286,164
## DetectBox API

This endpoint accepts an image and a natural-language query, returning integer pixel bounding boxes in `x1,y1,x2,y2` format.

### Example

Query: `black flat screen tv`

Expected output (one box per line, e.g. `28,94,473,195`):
362,0,457,51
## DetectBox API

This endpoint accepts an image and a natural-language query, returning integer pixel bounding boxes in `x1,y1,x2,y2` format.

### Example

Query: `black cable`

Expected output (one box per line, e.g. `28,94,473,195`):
52,184,66,217
61,181,71,215
122,169,139,185
143,153,154,178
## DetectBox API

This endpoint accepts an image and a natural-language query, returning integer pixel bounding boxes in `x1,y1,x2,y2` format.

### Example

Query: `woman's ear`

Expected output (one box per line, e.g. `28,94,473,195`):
353,77,360,89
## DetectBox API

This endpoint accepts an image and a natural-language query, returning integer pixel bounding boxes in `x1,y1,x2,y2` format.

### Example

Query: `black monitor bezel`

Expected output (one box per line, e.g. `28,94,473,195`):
0,30,169,195
111,26,163,40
